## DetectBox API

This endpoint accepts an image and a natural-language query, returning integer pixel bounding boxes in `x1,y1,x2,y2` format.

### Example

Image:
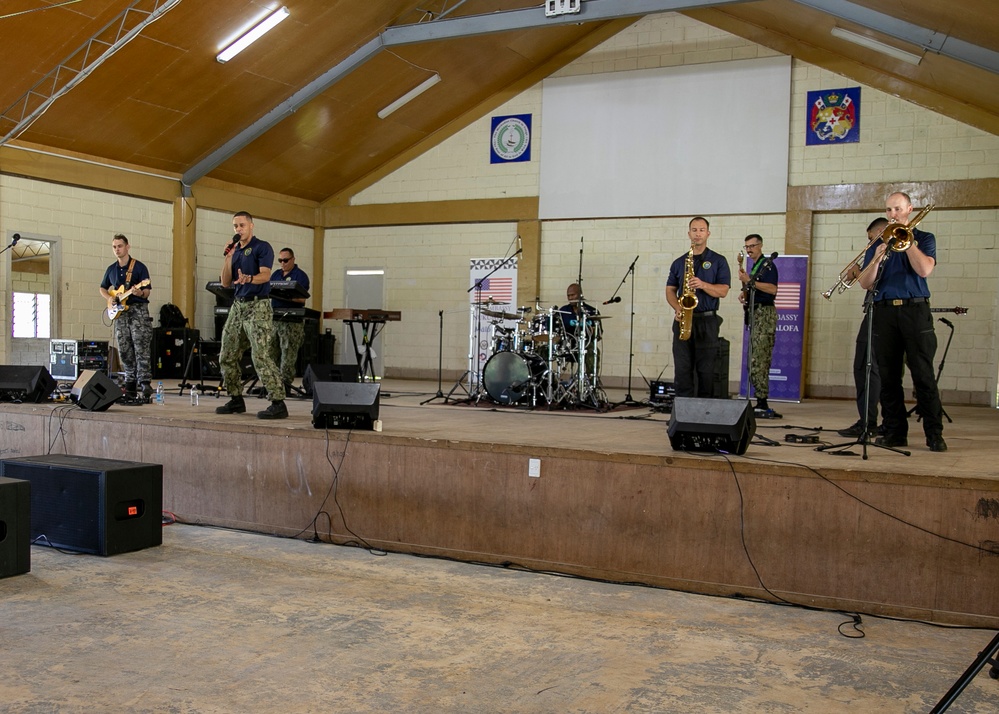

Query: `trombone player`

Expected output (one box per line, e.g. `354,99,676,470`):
858,192,946,452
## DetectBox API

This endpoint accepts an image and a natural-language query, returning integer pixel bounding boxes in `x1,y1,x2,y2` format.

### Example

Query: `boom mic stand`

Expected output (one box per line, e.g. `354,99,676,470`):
447,247,522,404
819,258,909,459
0,233,20,257
607,255,641,406
744,264,779,445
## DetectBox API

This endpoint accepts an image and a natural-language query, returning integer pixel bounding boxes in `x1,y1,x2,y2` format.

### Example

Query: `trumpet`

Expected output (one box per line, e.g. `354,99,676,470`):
821,204,934,300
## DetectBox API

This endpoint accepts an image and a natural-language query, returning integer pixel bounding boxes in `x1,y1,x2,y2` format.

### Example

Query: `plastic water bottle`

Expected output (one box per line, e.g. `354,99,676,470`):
190,385,199,406
155,381,164,405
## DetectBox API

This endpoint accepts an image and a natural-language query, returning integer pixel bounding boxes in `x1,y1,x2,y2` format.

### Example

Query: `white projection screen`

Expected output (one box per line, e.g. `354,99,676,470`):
539,56,792,220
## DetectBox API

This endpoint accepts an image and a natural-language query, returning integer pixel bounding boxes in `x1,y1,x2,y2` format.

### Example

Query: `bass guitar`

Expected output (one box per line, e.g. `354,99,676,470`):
106,279,151,321
930,306,968,315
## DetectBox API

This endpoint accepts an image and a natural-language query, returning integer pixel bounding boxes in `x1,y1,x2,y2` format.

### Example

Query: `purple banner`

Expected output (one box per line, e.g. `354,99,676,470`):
739,255,807,402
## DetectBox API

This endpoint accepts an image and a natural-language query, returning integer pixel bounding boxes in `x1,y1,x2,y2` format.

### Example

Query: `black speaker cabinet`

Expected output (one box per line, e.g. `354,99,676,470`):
303,362,360,397
0,365,56,403
667,397,755,455
71,370,123,412
0,477,31,578
0,454,162,556
312,382,380,430
153,328,200,379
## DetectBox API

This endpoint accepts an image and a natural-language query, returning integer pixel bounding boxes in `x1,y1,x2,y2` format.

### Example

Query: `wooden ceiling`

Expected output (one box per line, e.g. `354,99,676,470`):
1,0,997,207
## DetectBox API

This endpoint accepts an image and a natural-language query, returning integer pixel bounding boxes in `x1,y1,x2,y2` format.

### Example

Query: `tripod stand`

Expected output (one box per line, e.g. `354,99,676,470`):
421,310,447,405
930,630,999,713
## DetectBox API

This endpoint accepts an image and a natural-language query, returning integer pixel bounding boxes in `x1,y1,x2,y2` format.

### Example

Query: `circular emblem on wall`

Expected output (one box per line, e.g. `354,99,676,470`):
491,117,530,161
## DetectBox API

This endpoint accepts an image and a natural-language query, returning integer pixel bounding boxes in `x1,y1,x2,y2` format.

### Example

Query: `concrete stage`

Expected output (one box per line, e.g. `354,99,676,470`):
2,379,998,627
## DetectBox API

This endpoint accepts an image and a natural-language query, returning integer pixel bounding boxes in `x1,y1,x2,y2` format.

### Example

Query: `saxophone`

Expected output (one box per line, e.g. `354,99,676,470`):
678,246,698,341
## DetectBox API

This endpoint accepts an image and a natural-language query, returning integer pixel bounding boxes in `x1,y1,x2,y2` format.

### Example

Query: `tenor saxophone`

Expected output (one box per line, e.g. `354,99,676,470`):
678,246,698,341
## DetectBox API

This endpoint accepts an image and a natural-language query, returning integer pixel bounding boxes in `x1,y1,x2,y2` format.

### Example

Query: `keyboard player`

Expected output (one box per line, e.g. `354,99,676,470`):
270,247,311,390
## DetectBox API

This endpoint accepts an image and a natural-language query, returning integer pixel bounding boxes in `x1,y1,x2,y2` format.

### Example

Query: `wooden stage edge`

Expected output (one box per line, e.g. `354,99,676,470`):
2,378,998,628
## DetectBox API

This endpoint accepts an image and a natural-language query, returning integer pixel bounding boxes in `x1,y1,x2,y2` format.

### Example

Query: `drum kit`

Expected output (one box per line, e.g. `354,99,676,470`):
477,300,609,409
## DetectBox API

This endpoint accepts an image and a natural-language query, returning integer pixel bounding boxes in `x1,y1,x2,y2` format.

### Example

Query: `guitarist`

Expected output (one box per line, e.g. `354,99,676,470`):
737,234,779,417
100,233,153,401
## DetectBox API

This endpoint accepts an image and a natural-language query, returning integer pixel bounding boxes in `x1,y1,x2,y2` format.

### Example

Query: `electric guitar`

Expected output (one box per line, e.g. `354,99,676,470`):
737,250,749,324
930,306,968,315
106,279,151,321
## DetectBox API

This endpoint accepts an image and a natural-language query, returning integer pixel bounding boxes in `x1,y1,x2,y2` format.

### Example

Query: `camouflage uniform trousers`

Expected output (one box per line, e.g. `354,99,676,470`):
219,299,285,401
114,302,152,387
748,304,777,400
270,320,305,385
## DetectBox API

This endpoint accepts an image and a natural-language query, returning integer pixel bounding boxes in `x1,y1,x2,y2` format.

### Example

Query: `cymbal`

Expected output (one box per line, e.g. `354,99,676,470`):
585,315,612,320
481,308,518,320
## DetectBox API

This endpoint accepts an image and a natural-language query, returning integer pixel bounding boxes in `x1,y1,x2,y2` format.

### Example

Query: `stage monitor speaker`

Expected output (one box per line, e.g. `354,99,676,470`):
0,477,31,578
0,454,162,556
0,365,56,403
71,370,123,412
303,363,360,397
312,382,379,430
667,397,755,455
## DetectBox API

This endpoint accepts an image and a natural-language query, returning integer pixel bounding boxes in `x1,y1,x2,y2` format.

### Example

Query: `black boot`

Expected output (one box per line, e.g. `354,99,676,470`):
257,400,288,419
216,396,246,414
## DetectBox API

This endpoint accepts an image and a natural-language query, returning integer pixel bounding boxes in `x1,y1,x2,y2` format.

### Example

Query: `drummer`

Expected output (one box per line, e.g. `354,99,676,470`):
559,283,602,371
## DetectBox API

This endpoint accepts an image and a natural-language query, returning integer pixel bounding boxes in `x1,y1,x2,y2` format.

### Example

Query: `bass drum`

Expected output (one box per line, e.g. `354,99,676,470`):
482,351,547,404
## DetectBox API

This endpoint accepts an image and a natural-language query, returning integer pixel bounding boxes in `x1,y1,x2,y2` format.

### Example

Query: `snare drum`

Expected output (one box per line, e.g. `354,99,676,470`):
482,351,547,404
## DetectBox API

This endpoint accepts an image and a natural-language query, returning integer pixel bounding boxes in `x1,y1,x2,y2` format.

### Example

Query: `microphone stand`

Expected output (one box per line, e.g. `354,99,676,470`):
744,263,778,445
607,256,641,406
421,310,447,405
819,254,909,459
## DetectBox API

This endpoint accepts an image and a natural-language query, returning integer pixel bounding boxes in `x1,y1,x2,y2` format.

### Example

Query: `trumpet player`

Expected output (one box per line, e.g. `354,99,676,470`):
665,217,730,398
858,192,946,452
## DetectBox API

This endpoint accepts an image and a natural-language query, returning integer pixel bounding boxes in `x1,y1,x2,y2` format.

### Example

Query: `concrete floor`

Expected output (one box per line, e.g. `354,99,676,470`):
2,524,997,713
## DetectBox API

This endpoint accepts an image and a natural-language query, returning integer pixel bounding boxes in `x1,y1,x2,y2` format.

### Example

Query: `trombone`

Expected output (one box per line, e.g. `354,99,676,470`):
821,204,934,300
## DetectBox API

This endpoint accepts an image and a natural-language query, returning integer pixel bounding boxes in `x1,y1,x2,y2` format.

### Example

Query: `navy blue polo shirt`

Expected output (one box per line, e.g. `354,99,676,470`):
229,237,275,299
864,227,935,301
100,259,151,304
271,265,310,309
667,247,731,312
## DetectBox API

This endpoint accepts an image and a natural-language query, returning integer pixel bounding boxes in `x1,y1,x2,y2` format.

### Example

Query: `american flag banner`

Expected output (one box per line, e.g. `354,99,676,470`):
475,277,514,304
775,283,801,311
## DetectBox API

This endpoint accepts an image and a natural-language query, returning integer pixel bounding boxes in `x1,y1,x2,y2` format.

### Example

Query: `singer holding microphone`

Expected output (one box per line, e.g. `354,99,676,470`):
215,211,287,419
738,233,780,418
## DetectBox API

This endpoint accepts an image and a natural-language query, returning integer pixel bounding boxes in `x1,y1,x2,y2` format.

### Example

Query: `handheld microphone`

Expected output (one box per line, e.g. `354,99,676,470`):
602,296,622,305
224,234,240,256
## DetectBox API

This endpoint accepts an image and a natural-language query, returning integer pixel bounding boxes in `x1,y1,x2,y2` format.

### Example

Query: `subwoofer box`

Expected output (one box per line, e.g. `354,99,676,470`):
0,454,162,556
0,476,31,578
667,397,756,455
312,382,380,430
71,370,123,412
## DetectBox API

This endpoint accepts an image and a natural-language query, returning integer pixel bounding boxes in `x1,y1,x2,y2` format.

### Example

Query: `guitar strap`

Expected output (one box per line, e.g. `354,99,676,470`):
125,259,136,287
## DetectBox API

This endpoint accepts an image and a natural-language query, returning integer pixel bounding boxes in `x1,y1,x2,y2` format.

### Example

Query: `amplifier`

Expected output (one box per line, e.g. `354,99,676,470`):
0,454,162,556
0,476,31,578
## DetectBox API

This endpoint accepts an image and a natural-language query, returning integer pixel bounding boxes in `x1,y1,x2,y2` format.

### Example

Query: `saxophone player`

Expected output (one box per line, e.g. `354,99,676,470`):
665,217,731,398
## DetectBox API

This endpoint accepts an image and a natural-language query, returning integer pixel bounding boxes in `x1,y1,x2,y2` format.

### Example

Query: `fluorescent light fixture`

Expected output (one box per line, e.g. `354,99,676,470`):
377,73,441,119
830,27,923,66
346,270,385,276
217,6,290,63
